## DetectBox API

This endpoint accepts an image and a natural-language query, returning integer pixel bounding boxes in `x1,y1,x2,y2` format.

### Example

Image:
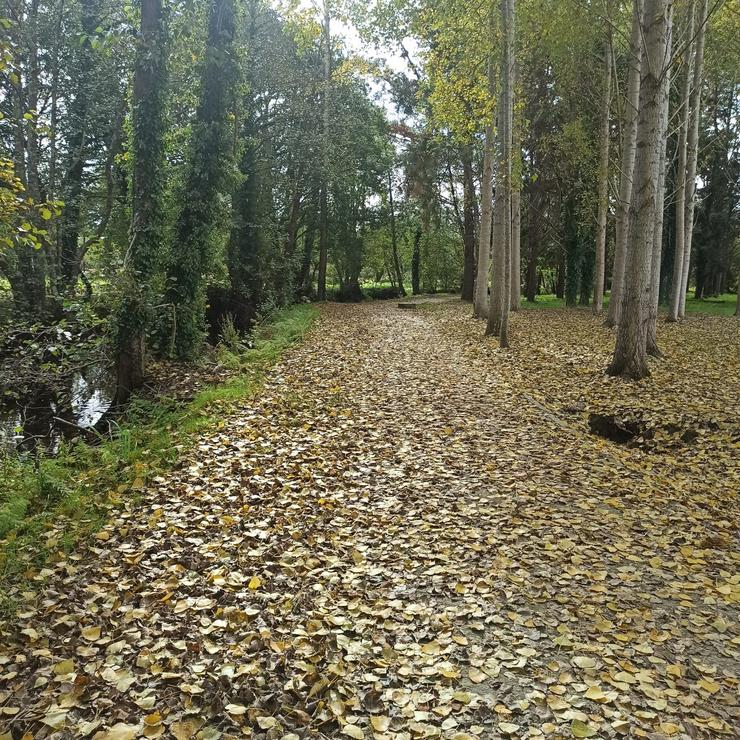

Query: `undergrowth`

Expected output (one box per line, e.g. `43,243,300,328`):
0,304,318,596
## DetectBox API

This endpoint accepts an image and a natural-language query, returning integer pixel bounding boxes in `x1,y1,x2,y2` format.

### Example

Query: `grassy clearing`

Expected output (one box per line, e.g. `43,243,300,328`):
521,292,737,316
0,304,318,595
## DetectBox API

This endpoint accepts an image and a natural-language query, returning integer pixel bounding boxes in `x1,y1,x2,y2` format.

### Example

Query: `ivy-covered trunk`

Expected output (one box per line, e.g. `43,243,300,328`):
113,0,167,403
166,0,235,358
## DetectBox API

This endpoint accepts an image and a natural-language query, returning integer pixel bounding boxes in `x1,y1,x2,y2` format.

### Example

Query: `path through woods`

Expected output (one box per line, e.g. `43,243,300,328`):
2,300,738,738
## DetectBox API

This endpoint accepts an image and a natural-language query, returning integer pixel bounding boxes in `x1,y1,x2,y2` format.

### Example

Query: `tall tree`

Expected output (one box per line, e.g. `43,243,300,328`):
646,3,673,357
474,59,495,319
486,0,514,347
461,144,477,301
113,0,167,402
593,1,612,314
607,0,672,379
678,0,708,318
165,0,235,357
388,170,406,296
606,0,643,328
317,0,331,301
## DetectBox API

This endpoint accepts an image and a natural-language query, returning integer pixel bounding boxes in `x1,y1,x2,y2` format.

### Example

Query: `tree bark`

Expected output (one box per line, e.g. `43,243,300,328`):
388,170,406,296
646,4,673,358
114,0,166,403
667,0,696,321
607,0,671,379
606,0,643,327
510,189,521,310
593,1,612,314
678,0,708,318
317,0,331,301
486,0,514,347
411,226,421,295
474,104,494,317
461,145,477,301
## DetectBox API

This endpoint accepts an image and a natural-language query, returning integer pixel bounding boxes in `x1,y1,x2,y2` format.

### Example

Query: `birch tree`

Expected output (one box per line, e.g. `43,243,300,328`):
678,0,708,318
646,4,673,357
606,0,643,328
317,0,332,301
593,1,612,314
607,0,672,379
474,59,495,319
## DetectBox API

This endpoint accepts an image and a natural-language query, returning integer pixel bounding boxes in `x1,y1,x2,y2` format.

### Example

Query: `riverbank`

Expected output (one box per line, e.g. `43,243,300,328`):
0,304,318,598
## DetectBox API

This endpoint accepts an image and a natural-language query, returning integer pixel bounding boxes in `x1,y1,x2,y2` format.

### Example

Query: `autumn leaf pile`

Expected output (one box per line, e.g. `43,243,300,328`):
1,300,738,739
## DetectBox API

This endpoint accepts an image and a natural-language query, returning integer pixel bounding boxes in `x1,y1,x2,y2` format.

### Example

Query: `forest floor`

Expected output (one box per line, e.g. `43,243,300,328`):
1,299,738,740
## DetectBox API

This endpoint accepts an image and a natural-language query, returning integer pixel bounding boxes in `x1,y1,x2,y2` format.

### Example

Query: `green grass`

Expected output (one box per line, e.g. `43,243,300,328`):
0,304,318,593
521,292,737,316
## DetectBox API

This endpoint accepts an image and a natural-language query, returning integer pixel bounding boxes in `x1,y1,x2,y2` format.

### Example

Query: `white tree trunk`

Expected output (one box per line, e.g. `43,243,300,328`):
474,120,494,319
593,2,612,314
678,0,708,317
606,0,643,327
510,189,521,310
667,0,695,321
646,4,673,357
607,0,671,379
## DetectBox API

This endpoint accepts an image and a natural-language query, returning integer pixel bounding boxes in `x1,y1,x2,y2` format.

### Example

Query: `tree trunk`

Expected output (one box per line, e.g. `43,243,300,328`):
461,145,477,301
411,226,421,295
593,2,612,314
646,4,672,358
667,0,696,321
165,0,235,357
510,190,521,310
114,0,166,403
486,0,514,347
606,0,642,327
317,0,331,301
474,118,494,317
678,0,708,318
388,170,406,296
607,0,671,379
525,174,542,302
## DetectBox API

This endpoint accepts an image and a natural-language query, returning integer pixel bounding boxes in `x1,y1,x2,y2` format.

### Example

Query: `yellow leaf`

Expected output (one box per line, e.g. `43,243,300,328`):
572,656,596,669
468,667,487,683
571,719,597,738
370,716,390,732
698,679,720,694
81,625,101,641
584,686,608,702
99,723,140,740
54,659,75,675
248,575,262,589
343,725,364,739
421,640,441,655
144,712,162,727
658,723,680,736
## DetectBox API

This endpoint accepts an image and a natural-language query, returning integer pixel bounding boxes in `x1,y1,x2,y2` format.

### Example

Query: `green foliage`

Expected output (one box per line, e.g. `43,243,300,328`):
0,303,317,587
164,0,237,358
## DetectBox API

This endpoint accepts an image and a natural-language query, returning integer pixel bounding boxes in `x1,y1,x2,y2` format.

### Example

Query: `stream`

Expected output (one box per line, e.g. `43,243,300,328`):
0,363,115,455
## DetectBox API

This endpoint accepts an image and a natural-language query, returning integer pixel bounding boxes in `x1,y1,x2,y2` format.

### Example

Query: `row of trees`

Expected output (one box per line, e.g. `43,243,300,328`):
1,0,737,393
377,0,736,376
1,0,405,399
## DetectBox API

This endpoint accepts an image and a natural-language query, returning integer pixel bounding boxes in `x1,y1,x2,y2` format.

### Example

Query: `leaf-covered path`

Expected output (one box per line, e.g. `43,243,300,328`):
2,301,738,739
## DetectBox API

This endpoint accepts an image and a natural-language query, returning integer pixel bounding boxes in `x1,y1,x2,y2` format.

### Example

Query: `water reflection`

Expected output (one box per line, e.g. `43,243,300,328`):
0,364,114,454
